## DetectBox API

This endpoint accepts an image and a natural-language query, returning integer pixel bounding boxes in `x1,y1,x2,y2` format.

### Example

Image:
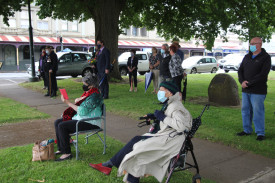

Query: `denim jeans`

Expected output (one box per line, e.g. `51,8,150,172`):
241,92,266,136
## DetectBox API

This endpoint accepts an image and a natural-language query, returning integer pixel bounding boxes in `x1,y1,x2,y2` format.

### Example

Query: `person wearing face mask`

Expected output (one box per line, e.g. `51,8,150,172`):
96,40,111,99
89,81,192,183
54,73,103,161
159,44,171,83
149,47,162,94
127,49,138,92
237,37,271,141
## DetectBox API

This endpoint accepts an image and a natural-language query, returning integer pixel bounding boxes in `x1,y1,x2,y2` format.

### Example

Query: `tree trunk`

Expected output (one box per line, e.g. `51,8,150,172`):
93,0,124,80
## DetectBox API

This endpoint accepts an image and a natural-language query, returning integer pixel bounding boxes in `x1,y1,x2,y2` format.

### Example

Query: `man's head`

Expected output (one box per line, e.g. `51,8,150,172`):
161,44,169,52
97,40,104,49
45,46,53,54
250,37,262,54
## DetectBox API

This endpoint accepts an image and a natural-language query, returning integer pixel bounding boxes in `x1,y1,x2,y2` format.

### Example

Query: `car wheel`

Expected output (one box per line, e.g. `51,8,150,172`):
138,71,145,75
71,74,78,78
224,70,229,73
211,67,217,73
82,68,93,77
191,67,197,74
120,67,128,76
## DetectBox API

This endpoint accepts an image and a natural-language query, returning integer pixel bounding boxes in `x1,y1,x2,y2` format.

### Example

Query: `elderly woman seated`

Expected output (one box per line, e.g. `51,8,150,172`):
54,73,103,161
89,81,192,183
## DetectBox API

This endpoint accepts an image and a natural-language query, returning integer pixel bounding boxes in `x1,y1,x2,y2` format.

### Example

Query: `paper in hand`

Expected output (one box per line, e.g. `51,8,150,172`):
59,89,69,100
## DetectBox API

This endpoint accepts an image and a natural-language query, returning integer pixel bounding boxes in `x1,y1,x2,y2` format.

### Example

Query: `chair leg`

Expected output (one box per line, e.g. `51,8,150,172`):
85,134,89,144
76,132,79,160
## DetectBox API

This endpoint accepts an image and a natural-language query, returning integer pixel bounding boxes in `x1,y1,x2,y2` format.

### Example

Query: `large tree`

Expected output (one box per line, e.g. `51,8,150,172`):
2,0,275,79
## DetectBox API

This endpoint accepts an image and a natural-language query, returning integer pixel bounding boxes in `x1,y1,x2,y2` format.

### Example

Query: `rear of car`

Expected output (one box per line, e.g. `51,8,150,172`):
223,54,245,73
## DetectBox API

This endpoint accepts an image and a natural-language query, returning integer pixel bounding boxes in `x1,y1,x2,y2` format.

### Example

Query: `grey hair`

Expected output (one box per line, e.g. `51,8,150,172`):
162,44,169,50
82,73,99,88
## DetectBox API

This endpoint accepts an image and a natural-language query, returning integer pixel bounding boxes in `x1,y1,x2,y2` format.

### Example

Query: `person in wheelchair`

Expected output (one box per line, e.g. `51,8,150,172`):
89,81,192,183
54,73,103,161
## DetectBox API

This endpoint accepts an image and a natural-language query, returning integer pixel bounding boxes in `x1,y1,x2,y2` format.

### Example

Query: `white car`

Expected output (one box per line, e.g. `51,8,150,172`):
223,54,246,73
181,56,218,74
118,51,150,75
271,57,275,71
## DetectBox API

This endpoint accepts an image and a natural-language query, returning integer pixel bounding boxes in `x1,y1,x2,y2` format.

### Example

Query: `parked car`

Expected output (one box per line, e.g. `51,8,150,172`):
181,56,218,74
118,51,150,76
271,57,275,71
223,54,245,73
27,51,93,77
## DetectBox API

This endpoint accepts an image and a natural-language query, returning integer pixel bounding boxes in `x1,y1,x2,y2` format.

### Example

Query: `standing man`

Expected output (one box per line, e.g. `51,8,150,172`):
44,46,58,97
237,37,271,141
96,40,111,99
159,43,171,82
172,41,184,61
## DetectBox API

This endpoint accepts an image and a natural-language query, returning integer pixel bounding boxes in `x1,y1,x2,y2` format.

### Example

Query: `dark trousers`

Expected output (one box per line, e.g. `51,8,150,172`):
41,72,48,88
45,71,58,95
98,73,109,98
110,136,152,183
129,70,137,87
54,118,99,154
172,75,183,93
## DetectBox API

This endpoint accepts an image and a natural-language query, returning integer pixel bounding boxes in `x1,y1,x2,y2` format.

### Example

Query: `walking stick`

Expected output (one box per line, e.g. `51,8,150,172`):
49,71,52,96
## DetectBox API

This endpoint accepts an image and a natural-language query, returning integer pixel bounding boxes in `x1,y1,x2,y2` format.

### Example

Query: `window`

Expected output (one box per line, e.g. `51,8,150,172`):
23,46,30,59
21,20,29,29
85,54,92,60
136,54,147,60
72,54,86,62
132,27,138,36
211,58,216,63
4,19,16,28
205,58,211,63
198,59,206,64
61,20,68,31
72,21,78,32
140,27,147,37
21,11,29,19
59,54,71,63
37,21,48,30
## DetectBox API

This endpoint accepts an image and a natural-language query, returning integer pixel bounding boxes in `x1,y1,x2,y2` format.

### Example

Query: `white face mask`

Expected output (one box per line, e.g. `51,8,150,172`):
46,50,49,54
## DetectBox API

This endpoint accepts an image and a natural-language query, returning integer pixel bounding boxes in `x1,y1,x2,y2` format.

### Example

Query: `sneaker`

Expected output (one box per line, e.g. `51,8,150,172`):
256,135,265,141
236,131,251,136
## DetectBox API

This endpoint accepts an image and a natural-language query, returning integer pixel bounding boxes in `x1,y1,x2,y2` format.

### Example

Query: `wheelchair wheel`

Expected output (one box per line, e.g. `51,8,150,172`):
192,174,201,183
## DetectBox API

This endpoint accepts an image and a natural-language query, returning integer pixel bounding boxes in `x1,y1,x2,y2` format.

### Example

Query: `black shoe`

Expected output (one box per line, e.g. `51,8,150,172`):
44,93,50,97
103,97,109,99
55,154,73,161
55,151,62,155
236,131,251,136
256,135,265,141
51,93,57,98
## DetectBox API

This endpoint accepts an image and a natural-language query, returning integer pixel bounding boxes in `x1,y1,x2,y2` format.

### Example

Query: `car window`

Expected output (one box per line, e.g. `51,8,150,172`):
205,58,211,63
59,54,71,63
73,53,87,62
211,58,216,63
85,54,92,60
136,54,147,60
198,58,206,64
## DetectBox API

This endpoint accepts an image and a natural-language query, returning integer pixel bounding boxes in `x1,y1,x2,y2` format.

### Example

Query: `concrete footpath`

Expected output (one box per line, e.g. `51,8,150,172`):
0,80,274,183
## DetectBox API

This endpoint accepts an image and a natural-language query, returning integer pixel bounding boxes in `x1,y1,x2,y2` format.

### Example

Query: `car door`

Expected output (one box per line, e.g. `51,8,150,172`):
57,53,72,76
197,58,206,73
136,53,149,72
205,58,213,72
71,53,88,75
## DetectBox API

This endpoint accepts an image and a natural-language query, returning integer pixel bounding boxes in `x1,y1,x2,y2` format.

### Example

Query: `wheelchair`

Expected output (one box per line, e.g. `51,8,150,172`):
165,104,209,183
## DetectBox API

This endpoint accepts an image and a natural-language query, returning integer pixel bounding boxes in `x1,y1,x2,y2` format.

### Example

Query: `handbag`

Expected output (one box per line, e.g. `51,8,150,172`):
32,141,55,161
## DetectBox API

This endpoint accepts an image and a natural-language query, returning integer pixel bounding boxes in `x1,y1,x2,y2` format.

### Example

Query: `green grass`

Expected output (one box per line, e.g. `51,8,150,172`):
0,97,50,124
20,71,275,158
0,135,214,183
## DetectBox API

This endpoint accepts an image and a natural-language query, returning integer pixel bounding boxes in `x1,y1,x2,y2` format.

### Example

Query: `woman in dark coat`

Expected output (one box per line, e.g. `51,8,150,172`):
127,49,138,92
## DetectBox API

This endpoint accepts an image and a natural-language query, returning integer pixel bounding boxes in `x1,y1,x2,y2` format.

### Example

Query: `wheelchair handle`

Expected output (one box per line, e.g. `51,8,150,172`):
198,104,210,118
137,121,150,128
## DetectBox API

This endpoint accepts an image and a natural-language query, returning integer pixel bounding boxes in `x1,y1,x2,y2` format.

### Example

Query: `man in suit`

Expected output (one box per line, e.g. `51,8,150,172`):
127,49,138,92
44,46,58,97
96,40,111,99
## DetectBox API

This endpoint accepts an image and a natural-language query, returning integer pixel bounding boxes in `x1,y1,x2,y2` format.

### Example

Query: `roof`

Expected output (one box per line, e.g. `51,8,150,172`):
0,35,204,49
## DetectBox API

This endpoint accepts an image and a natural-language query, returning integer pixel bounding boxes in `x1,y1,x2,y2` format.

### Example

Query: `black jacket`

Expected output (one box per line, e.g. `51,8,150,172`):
160,54,171,78
96,47,111,74
238,48,271,94
45,51,58,72
127,56,138,71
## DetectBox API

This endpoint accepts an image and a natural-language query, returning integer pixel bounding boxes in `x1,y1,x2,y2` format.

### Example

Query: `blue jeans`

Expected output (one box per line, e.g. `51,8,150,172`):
241,92,266,136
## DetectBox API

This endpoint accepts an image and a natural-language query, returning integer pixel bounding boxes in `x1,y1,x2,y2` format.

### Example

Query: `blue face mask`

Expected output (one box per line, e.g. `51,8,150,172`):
160,49,165,54
250,45,257,53
157,90,167,103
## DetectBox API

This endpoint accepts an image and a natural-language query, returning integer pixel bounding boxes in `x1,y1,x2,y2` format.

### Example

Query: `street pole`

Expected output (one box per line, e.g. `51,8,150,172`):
28,0,38,82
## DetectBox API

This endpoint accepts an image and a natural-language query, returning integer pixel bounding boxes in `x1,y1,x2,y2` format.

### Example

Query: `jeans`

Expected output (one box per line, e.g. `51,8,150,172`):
241,92,266,136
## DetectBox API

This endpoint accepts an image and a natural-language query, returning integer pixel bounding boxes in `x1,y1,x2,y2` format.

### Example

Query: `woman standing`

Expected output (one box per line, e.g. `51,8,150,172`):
169,44,184,94
127,49,138,92
149,47,161,94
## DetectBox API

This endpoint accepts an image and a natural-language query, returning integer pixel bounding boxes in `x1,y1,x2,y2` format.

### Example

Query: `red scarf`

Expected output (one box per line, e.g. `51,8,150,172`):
62,88,100,121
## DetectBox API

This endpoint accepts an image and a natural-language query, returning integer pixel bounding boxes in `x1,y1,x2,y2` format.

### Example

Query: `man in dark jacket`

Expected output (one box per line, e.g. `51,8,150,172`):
127,49,138,92
237,37,271,141
159,44,171,82
96,40,111,99
44,46,58,97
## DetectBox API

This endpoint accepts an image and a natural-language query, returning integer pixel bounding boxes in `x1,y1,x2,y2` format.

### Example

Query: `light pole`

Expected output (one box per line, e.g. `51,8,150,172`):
28,0,38,82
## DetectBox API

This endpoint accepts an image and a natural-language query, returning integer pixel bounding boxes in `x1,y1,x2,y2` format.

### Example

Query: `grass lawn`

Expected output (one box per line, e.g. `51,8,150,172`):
20,71,275,158
0,135,214,183
0,97,50,125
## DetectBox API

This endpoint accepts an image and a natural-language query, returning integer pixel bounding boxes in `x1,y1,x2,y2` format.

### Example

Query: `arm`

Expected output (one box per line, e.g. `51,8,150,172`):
163,110,192,132
105,49,111,74
61,95,78,111
127,57,132,71
238,57,246,84
132,57,138,70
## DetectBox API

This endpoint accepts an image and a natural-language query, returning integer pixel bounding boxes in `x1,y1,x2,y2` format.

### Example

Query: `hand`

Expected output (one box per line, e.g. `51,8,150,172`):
154,110,166,121
149,65,153,69
61,95,69,104
49,69,53,73
75,96,85,103
241,81,249,88
105,69,109,74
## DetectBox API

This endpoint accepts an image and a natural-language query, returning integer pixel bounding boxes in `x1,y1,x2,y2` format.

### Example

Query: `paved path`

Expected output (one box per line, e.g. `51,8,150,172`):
0,77,274,183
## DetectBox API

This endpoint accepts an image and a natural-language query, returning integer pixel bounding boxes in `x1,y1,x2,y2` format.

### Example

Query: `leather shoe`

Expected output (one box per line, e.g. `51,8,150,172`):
236,131,251,136
89,163,112,175
55,154,73,161
256,135,265,141
44,93,50,97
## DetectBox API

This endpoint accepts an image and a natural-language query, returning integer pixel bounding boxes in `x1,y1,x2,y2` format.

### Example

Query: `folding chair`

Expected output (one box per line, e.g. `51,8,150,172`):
165,104,209,183
70,103,106,160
